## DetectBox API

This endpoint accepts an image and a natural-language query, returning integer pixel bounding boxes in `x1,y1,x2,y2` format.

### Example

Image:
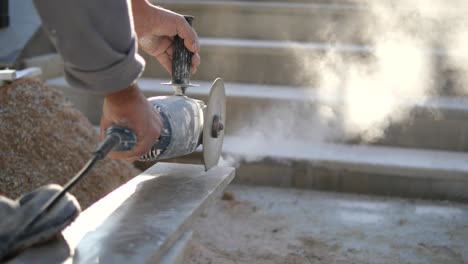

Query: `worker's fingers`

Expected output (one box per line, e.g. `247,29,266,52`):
125,157,139,163
107,109,161,160
191,53,201,75
175,16,200,53
139,35,173,58
140,35,173,75
155,51,173,75
166,46,174,58
102,85,162,161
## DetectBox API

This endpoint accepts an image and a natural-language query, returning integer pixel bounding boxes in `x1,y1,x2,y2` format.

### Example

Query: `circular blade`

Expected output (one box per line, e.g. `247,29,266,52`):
203,78,226,170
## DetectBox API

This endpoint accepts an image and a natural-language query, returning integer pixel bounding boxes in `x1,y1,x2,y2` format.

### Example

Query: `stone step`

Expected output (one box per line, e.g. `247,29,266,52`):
142,37,366,86
141,37,454,92
154,0,368,43
137,78,468,152
47,77,468,152
9,163,235,263
166,136,468,202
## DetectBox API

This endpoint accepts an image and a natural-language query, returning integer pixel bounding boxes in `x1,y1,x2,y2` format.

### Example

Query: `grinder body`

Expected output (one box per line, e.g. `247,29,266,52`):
139,95,205,161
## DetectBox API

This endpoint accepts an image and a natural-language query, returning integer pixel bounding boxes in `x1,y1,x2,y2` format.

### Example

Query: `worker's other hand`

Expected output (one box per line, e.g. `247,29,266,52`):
100,83,162,161
131,0,201,75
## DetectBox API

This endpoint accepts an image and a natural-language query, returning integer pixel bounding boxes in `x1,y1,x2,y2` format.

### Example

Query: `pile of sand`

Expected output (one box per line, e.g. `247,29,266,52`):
0,78,141,208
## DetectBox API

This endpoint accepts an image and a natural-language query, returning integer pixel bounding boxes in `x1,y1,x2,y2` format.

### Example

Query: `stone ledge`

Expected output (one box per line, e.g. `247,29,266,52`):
8,163,235,264
162,137,468,202
223,138,468,202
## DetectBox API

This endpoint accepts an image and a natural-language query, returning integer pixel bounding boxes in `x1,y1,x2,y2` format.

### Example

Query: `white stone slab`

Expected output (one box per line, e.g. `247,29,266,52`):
8,163,235,264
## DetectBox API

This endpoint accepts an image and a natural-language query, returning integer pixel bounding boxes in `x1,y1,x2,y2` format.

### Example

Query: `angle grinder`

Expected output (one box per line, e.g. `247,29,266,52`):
139,16,226,170
0,15,226,260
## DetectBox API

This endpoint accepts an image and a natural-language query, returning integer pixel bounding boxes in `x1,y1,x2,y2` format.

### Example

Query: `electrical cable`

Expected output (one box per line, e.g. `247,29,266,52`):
2,129,127,255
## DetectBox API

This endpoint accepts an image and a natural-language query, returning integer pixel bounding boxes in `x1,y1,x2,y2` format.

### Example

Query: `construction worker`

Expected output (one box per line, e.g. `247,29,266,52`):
33,0,201,161
0,1,200,259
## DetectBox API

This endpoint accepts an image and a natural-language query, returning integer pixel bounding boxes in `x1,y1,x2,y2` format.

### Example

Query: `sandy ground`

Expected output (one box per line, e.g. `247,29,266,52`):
0,78,140,208
188,184,468,264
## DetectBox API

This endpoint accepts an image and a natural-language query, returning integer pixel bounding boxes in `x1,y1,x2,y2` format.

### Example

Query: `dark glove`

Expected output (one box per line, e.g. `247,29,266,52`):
0,184,81,261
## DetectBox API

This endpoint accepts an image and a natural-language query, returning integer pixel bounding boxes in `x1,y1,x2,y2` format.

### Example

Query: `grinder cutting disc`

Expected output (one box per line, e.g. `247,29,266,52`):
203,78,226,170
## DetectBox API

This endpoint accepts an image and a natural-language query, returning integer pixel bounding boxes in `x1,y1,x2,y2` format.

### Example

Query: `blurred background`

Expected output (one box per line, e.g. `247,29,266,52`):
1,0,468,263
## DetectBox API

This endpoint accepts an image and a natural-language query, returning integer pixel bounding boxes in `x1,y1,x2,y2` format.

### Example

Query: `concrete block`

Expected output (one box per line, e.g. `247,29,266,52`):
9,163,235,263
159,231,193,264
234,159,294,187
221,136,468,202
379,118,468,152
291,168,459,200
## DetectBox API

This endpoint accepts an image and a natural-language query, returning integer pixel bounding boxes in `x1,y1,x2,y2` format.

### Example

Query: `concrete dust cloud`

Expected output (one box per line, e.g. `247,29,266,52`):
220,0,468,165
313,39,431,141
308,0,468,141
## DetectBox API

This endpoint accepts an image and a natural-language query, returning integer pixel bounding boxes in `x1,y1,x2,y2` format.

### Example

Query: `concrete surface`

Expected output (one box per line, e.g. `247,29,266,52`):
140,36,455,90
160,231,193,264
165,135,468,202
155,0,368,43
141,37,370,86
224,137,468,202
7,163,235,264
189,184,468,263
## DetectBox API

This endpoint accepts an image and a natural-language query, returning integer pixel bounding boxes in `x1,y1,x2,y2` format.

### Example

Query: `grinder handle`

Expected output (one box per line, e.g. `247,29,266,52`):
171,15,194,88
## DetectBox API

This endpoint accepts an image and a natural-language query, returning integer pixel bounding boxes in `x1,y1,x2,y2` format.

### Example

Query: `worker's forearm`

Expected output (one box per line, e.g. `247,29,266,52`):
33,0,145,94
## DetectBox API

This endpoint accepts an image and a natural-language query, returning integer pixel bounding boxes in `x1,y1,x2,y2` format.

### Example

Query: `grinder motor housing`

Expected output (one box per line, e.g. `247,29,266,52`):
139,94,205,161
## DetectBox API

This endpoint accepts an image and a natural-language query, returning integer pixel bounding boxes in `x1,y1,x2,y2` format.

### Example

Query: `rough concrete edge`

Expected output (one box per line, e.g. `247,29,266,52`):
225,150,468,181
159,231,193,264
165,149,468,201
148,166,235,263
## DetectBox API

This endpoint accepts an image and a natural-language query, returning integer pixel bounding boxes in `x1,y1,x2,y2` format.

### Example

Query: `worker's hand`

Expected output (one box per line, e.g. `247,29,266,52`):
131,0,201,75
100,83,162,160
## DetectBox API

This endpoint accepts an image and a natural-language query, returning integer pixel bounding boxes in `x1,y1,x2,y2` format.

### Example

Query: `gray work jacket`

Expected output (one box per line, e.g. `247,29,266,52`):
34,0,144,94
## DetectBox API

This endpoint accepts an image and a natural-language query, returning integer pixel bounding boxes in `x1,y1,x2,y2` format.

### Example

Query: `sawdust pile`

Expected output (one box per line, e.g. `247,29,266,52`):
0,78,141,208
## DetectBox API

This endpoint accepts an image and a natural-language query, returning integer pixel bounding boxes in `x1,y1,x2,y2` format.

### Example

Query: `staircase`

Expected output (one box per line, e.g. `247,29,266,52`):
43,0,468,201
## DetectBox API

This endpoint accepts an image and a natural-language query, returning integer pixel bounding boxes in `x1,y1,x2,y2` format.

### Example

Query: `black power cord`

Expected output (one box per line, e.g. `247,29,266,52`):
2,126,136,256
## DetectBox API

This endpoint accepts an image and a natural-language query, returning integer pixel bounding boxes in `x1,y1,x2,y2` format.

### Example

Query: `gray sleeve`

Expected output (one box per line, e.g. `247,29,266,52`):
33,0,145,94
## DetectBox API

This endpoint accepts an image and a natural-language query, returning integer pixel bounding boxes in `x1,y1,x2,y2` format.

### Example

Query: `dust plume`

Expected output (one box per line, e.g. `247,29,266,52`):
300,0,468,141
221,0,468,165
